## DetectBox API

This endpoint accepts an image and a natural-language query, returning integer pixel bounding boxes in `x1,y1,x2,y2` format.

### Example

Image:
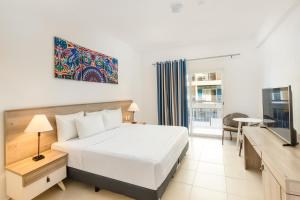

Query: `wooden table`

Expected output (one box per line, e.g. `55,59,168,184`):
233,118,262,156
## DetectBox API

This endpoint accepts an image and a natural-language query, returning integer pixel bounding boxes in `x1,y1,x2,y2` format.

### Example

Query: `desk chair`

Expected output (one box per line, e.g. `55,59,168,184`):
222,113,248,145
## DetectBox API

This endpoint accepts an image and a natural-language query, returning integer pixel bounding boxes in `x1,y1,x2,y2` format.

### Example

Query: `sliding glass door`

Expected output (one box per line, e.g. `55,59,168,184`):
187,71,223,137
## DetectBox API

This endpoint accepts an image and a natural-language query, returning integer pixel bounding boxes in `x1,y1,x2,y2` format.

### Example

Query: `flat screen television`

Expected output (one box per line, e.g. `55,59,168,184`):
262,86,298,146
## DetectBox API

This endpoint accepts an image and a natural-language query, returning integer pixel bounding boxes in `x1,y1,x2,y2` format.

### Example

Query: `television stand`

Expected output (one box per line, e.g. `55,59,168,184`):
243,126,300,200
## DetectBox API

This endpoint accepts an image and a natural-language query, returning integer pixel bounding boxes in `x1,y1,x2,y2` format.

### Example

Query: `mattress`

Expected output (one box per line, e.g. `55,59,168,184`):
51,123,189,190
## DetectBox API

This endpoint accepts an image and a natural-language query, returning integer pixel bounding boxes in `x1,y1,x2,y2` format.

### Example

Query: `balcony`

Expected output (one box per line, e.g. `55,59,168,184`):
189,102,223,137
191,80,222,86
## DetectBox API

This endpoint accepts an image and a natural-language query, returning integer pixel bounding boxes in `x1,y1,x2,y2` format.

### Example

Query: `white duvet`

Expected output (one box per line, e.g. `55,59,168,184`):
52,123,189,190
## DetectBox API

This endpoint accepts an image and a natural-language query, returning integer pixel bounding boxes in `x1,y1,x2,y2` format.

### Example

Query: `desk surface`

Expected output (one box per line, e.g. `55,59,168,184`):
233,118,262,123
244,126,300,195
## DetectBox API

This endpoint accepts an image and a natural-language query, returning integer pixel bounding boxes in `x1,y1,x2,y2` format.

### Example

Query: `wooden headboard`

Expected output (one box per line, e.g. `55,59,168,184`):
4,100,133,165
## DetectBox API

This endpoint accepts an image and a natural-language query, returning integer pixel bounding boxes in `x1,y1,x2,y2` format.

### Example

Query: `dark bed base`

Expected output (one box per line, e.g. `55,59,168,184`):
67,142,189,200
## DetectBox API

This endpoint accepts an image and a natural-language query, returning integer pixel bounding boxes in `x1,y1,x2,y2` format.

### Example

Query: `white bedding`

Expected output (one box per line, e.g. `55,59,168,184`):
51,123,188,190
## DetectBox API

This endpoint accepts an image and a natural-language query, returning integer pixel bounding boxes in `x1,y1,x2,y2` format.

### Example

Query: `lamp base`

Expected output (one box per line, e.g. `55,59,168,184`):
32,154,45,161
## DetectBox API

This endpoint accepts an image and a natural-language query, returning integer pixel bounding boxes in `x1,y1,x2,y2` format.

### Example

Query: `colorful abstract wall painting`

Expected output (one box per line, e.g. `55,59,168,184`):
54,37,118,84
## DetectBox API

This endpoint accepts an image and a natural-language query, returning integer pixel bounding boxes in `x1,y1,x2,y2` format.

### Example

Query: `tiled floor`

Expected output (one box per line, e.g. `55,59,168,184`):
35,137,264,200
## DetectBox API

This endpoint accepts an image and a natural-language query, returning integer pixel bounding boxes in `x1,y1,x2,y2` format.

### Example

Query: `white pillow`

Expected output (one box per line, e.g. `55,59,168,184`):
55,112,84,142
75,115,105,139
102,108,122,130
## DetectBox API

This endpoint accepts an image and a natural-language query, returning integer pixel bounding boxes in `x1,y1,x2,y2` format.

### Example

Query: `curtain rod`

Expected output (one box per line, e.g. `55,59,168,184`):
152,53,240,66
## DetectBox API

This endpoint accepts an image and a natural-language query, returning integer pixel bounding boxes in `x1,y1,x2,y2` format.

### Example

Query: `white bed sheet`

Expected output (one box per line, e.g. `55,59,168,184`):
51,123,188,190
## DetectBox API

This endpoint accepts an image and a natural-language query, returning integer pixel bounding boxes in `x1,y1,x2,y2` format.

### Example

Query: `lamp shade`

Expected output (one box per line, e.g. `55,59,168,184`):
128,102,140,112
25,114,53,133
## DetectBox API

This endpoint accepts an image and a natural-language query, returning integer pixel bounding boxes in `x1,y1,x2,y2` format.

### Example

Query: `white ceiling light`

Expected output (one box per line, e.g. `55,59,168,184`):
197,0,205,6
171,2,184,13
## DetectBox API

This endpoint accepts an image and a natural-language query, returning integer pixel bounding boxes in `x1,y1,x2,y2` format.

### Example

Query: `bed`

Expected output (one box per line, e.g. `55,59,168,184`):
52,123,189,200
4,100,189,200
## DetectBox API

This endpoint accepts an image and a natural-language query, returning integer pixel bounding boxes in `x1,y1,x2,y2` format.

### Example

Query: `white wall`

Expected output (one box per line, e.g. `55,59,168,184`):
0,2,143,199
140,40,262,124
257,2,300,132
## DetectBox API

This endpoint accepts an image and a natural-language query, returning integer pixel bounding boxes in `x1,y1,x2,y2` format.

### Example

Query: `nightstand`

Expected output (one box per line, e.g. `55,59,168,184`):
131,122,146,125
137,122,146,125
5,150,67,200
124,121,146,125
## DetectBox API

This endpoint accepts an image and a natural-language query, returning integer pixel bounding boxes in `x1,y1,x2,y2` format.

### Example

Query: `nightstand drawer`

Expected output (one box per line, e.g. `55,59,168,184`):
24,166,66,200
6,166,66,200
23,156,67,186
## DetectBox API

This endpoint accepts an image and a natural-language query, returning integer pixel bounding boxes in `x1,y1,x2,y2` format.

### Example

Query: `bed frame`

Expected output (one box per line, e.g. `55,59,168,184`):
67,142,189,200
4,100,189,200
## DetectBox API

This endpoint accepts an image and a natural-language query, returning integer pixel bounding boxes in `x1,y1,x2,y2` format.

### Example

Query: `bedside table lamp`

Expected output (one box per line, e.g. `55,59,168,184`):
25,114,53,161
128,102,140,124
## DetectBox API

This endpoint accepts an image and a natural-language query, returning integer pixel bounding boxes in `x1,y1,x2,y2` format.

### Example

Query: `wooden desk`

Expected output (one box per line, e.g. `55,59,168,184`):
243,127,300,200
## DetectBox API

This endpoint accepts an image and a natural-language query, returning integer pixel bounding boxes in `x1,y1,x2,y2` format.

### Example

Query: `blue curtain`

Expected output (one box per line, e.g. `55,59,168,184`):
156,59,188,128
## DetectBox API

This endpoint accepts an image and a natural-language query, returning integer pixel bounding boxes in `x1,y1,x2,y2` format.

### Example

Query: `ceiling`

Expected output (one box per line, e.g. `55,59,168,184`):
1,0,296,51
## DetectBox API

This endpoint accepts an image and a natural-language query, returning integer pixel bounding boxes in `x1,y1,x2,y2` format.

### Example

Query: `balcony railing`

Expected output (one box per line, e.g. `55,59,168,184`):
190,103,223,129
